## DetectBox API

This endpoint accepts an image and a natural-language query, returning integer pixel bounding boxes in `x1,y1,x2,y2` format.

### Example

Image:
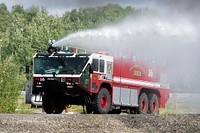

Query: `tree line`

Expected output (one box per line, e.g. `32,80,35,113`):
0,3,149,112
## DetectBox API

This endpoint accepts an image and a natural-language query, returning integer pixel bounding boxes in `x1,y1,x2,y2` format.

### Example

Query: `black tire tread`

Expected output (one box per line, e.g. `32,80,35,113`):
93,88,111,114
42,91,54,114
137,92,148,114
148,93,159,114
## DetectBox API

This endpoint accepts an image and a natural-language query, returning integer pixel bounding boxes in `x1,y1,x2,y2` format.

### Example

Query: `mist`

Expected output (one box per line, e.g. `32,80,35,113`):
54,0,200,113
53,0,200,113
54,0,200,92
53,15,197,52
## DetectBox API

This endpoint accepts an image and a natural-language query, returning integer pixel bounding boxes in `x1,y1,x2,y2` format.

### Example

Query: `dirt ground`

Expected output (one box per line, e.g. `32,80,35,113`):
0,114,200,133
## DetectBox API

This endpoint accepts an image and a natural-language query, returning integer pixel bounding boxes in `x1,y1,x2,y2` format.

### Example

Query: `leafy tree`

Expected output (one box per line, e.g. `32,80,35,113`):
0,57,26,113
123,6,135,16
3,13,28,67
0,3,10,32
28,8,63,51
25,6,40,22
11,5,25,15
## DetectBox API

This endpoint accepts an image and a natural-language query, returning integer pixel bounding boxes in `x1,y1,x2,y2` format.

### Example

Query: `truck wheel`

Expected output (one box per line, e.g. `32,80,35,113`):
54,106,64,114
137,93,148,114
54,92,65,114
42,91,54,114
148,93,159,114
54,103,64,114
93,88,111,114
86,105,93,114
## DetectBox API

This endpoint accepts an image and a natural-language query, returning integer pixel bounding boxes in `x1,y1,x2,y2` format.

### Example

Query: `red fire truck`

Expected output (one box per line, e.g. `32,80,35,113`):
26,44,170,114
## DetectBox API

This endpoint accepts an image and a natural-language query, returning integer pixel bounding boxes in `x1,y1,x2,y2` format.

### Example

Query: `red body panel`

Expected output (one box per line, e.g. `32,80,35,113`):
90,57,170,108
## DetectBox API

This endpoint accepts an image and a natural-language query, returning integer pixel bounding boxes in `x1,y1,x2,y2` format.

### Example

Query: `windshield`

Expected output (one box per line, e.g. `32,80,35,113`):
34,57,89,75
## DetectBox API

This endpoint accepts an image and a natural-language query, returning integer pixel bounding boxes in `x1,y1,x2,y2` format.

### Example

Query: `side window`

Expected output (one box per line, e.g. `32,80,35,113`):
92,59,98,72
100,59,105,73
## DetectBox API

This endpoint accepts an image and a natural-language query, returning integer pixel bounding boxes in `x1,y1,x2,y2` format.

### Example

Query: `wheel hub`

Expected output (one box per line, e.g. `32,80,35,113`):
100,95,107,108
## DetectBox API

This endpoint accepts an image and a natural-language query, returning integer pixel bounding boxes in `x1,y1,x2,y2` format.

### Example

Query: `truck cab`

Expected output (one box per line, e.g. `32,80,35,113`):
26,46,114,113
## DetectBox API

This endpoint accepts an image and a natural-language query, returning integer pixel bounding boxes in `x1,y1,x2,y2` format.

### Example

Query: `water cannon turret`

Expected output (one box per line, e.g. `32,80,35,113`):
48,39,56,47
47,39,59,54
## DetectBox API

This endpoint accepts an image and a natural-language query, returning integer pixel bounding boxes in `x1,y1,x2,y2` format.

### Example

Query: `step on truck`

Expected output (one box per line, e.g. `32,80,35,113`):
25,42,170,114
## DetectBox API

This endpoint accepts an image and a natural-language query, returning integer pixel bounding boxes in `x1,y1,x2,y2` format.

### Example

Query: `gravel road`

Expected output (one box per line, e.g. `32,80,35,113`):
0,114,200,133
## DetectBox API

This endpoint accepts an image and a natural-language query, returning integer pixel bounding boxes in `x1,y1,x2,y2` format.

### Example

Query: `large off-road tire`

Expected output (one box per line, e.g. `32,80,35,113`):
86,105,93,114
148,93,159,114
93,88,111,114
43,91,65,114
54,96,64,114
42,91,54,114
54,106,64,114
137,93,149,114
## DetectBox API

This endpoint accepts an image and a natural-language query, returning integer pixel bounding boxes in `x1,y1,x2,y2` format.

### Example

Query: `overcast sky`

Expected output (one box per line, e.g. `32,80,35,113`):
0,0,152,15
